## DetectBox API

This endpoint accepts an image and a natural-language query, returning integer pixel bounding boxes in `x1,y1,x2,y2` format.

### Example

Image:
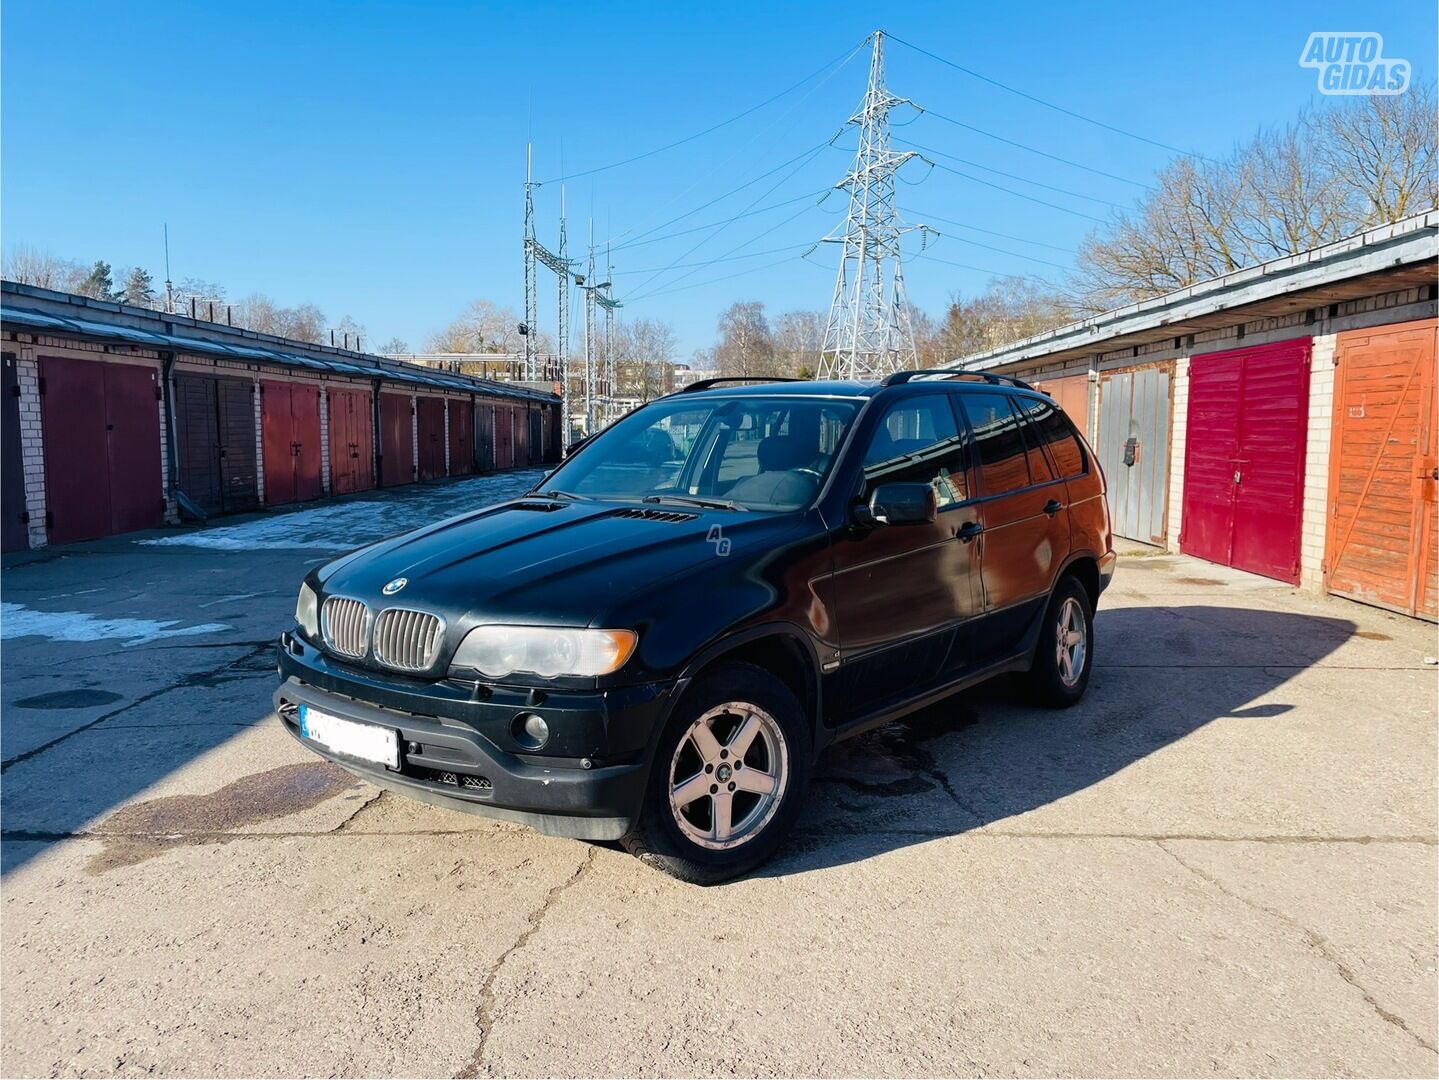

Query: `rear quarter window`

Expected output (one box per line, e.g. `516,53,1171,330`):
1016,395,1087,479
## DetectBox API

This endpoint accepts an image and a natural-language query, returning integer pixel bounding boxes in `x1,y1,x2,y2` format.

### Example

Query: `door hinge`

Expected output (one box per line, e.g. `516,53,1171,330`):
37,377,45,395
44,510,54,527
9,384,19,398
155,386,163,400
19,510,29,524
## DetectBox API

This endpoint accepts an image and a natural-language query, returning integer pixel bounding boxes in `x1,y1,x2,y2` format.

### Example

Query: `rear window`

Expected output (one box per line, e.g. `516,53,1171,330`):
1015,396,1086,479
958,393,1031,496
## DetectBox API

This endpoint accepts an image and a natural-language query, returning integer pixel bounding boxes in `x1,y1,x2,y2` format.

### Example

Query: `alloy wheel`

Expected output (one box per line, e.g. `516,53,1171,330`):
668,701,789,851
1055,596,1087,687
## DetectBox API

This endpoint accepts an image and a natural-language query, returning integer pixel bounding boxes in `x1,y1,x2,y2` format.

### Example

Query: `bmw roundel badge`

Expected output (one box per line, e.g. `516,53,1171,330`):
382,577,408,595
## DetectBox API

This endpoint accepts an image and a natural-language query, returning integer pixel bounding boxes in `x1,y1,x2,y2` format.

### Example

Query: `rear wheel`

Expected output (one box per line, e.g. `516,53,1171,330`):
1028,576,1093,707
623,663,810,884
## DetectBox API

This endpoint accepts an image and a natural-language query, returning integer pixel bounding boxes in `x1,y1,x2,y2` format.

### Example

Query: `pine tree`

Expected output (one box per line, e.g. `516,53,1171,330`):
120,267,155,307
77,260,120,301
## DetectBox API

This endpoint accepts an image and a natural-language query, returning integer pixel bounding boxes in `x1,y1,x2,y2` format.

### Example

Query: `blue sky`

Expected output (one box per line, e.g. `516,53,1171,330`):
3,1,1434,357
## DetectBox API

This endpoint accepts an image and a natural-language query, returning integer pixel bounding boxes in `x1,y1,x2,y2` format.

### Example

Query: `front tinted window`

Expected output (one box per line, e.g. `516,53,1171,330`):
862,395,969,508
544,396,859,511
959,393,1031,496
1016,396,1086,479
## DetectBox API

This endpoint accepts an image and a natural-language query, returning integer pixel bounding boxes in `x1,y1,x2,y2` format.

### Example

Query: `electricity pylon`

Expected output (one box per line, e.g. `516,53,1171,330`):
818,30,924,380
522,145,575,426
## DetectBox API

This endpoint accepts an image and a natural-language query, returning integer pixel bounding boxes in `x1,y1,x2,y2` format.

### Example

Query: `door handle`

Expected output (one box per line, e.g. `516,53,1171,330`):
958,521,984,543
1044,499,1063,517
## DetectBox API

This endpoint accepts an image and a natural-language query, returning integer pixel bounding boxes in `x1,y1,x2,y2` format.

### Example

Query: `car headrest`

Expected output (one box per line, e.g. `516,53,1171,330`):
757,435,811,472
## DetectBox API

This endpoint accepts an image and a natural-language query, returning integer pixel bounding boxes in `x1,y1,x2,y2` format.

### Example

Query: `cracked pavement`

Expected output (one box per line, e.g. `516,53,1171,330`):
2,477,1436,1077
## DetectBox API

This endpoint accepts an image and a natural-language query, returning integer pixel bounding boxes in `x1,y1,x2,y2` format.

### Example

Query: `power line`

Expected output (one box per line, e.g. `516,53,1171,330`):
886,33,1214,161
925,232,1072,271
539,40,866,185
611,241,816,275
635,251,827,302
921,107,1153,189
924,158,1110,223
906,207,1078,253
608,190,833,253
897,136,1132,210
911,249,1060,286
610,140,837,251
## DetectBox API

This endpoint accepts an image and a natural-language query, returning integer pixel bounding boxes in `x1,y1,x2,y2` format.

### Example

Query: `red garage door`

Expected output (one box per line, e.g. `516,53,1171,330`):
416,396,446,480
475,402,495,472
379,393,414,487
39,356,163,544
1181,339,1311,583
261,380,323,506
494,405,515,470
448,399,474,476
327,387,374,495
1325,320,1438,620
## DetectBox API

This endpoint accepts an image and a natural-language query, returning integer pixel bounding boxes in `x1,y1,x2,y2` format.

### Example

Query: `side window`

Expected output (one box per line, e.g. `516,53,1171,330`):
862,395,969,508
1012,397,1056,484
1016,396,1086,479
959,393,1031,496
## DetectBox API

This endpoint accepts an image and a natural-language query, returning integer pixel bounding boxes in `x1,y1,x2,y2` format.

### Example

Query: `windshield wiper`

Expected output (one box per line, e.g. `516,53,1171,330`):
537,488,583,500
642,494,747,512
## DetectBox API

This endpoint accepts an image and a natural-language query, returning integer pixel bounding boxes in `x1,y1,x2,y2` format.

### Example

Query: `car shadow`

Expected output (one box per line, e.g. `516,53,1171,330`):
760,604,1358,878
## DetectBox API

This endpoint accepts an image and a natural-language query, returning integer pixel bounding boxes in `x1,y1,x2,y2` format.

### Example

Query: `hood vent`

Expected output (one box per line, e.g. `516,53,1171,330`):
508,501,564,513
611,507,699,523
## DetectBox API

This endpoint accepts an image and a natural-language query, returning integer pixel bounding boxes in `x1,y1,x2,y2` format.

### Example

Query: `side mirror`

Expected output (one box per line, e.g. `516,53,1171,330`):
859,482,937,526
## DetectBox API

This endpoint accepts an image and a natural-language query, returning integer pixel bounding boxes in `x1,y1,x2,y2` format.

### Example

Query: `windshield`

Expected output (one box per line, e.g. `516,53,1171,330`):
543,396,860,511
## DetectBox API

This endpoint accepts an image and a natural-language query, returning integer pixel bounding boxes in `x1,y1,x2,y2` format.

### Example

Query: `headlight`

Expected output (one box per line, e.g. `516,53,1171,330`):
449,626,637,678
295,583,320,641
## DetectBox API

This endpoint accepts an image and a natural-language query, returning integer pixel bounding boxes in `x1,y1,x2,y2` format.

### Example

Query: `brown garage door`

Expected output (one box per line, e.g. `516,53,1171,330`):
475,402,495,472
174,372,259,516
416,396,446,480
1325,319,1438,620
261,380,323,506
40,356,163,544
379,393,414,487
448,399,474,476
1034,373,1090,437
2,353,28,552
327,387,374,495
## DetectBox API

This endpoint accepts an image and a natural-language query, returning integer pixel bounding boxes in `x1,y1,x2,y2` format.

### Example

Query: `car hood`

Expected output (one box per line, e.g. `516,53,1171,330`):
316,496,804,629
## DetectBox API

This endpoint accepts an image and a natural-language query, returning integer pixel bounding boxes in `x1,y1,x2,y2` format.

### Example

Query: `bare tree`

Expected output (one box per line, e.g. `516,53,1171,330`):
377,336,410,355
426,300,526,353
936,277,1075,361
614,316,679,400
4,245,82,291
772,310,826,377
1077,87,1438,310
713,301,778,378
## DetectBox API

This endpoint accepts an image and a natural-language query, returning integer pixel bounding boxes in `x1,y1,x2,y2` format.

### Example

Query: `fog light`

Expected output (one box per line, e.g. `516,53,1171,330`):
513,712,549,750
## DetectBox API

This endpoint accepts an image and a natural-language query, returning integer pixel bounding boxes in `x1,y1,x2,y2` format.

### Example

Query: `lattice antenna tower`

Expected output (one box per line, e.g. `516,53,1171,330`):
522,145,575,423
818,30,924,380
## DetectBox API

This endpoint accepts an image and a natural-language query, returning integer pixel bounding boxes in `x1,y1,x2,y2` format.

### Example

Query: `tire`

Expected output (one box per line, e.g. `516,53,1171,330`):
1027,575,1094,708
622,662,811,885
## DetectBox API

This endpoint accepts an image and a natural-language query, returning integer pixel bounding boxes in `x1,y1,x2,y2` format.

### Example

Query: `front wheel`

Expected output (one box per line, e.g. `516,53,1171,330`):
622,663,811,884
1028,576,1094,708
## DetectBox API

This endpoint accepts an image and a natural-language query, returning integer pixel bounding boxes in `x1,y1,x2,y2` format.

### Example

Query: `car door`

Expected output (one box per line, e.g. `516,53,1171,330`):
829,393,981,718
957,391,1072,664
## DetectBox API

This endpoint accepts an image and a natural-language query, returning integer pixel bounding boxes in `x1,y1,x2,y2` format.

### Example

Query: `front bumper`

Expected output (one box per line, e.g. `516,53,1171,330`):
273,633,673,840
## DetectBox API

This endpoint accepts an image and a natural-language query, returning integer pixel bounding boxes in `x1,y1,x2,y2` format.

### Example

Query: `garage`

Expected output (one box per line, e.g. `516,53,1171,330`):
2,352,28,551
173,372,259,516
1096,364,1172,546
447,399,474,476
39,355,163,544
1181,339,1311,583
475,402,495,472
327,386,374,495
260,380,322,506
1325,319,1438,620
379,392,414,487
494,404,515,470
1033,373,1090,436
416,396,446,480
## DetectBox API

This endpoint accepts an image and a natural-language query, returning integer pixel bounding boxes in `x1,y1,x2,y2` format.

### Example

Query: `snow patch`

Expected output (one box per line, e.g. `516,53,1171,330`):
138,469,546,552
1,603,231,647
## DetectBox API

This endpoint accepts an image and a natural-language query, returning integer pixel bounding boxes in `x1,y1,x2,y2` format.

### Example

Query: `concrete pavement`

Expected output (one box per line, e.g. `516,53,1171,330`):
2,475,1435,1077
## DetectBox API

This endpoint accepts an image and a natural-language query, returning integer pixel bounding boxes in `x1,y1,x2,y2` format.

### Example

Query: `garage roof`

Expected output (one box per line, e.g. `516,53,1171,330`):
0,283,559,403
947,210,1439,374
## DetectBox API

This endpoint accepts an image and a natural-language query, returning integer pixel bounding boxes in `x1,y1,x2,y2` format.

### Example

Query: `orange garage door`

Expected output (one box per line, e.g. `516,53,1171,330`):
1325,319,1438,620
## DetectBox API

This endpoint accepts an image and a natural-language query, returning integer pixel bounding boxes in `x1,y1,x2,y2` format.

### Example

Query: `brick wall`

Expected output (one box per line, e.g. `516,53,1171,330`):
1166,357,1189,552
17,355,46,549
1299,334,1337,591
319,387,331,495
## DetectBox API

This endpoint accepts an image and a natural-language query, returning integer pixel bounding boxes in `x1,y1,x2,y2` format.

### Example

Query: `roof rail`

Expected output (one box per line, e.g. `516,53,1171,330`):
881,369,1037,391
678,376,806,393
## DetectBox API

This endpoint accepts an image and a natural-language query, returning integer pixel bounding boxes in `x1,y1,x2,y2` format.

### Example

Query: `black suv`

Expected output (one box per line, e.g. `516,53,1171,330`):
275,374,1115,882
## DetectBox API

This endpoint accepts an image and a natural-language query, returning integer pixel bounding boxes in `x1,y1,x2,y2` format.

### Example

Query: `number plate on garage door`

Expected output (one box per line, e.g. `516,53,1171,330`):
299,705,398,769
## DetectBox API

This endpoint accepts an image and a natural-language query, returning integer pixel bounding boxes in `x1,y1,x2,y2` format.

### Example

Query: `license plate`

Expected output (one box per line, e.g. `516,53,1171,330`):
299,704,398,769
